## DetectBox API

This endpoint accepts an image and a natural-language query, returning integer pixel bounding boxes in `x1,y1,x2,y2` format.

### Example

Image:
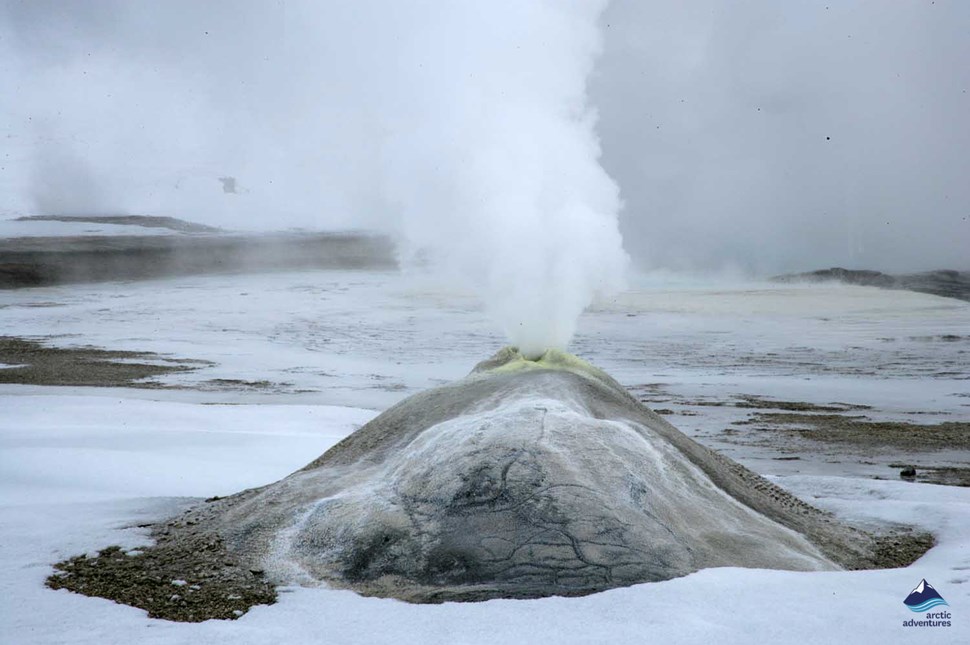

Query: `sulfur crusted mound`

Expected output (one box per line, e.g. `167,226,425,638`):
180,348,884,602
51,348,923,614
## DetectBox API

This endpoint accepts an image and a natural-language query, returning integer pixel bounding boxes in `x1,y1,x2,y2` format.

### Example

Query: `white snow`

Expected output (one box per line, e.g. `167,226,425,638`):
1,270,968,643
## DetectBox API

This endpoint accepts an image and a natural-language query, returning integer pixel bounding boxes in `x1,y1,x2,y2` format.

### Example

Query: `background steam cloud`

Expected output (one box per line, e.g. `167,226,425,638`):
592,1,969,274
0,0,627,354
1,1,968,345
377,2,626,356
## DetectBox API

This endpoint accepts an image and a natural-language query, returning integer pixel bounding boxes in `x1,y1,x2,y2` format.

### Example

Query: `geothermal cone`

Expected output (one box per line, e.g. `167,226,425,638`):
51,348,922,616
182,348,883,601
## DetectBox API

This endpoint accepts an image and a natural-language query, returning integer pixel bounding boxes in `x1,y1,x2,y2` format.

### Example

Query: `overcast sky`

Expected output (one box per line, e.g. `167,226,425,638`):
592,1,970,273
1,0,967,275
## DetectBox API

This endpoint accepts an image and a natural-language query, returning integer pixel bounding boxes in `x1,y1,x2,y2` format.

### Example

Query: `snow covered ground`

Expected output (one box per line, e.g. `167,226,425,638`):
1,269,968,643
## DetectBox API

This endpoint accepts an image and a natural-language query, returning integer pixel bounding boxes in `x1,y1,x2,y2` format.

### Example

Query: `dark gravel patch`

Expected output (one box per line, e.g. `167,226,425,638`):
736,412,970,451
47,534,276,622
0,336,206,387
733,395,870,413
868,530,936,569
889,463,970,487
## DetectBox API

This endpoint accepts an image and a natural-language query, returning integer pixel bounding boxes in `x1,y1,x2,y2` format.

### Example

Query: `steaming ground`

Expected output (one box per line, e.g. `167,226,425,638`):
0,216,395,288
1,267,969,643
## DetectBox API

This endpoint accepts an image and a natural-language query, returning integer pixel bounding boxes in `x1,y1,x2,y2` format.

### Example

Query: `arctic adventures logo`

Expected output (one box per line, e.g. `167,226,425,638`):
902,579,951,628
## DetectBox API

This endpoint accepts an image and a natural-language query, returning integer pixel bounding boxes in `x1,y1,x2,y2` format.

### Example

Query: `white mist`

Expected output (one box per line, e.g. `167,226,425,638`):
1,0,629,355
379,1,628,356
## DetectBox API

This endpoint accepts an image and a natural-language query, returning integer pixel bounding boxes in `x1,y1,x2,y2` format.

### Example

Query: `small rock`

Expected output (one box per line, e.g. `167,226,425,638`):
900,466,917,480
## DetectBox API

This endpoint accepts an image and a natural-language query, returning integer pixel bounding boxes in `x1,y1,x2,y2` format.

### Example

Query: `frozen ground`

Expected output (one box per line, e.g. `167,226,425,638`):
1,268,968,643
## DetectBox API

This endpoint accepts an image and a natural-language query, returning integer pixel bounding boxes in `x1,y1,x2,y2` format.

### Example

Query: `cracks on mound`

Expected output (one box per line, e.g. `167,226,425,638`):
350,427,663,590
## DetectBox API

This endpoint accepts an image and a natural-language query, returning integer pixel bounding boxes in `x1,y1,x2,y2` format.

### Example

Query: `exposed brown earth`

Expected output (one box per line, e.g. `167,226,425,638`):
47,505,277,622
0,336,207,387
735,412,970,451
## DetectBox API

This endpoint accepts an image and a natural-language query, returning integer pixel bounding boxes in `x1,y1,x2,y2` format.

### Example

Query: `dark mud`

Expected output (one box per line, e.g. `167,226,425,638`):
890,463,970,487
736,412,970,451
198,378,280,392
634,388,870,414
0,337,207,387
733,395,871,412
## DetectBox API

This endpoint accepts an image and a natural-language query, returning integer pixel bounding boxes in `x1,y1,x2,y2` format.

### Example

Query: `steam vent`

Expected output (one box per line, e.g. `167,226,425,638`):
49,348,929,617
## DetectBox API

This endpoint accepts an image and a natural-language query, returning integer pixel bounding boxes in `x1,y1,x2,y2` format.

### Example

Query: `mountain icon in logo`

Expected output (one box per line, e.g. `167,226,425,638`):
903,579,949,612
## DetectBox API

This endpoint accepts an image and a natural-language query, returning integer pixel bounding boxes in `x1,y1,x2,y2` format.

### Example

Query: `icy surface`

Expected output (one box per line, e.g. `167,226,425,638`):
1,270,967,410
1,270,968,642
